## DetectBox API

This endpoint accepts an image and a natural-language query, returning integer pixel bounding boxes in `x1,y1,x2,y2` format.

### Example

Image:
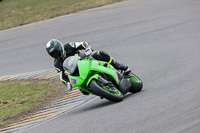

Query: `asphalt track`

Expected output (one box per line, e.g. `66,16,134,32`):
0,0,200,132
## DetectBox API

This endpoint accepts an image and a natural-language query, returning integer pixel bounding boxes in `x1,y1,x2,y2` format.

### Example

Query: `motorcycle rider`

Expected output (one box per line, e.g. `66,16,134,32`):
46,39,130,91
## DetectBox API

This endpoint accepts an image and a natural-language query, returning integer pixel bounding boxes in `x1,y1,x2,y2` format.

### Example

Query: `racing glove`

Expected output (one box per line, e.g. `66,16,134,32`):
66,82,72,90
84,45,92,56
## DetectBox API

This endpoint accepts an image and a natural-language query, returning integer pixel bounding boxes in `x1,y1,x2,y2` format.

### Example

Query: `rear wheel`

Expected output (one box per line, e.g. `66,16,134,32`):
89,80,123,102
128,73,143,93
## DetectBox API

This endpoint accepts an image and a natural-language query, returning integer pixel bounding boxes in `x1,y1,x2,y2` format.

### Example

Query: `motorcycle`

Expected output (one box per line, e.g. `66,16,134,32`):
63,53,143,102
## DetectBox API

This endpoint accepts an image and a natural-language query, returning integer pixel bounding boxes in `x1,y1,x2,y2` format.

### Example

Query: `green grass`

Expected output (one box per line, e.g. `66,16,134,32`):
0,80,61,128
0,0,125,31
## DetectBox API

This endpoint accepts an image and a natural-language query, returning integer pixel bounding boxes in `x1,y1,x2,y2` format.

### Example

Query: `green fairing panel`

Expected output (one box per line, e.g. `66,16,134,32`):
68,58,119,88
90,61,119,84
78,60,90,78
86,74,99,87
68,59,91,88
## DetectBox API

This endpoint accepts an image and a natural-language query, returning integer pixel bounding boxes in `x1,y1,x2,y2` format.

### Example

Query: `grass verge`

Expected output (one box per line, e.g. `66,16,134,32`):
0,0,125,31
0,79,66,129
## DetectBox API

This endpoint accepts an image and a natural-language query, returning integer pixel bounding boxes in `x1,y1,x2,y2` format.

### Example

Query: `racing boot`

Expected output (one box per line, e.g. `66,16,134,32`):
110,58,131,75
110,58,128,70
124,68,131,75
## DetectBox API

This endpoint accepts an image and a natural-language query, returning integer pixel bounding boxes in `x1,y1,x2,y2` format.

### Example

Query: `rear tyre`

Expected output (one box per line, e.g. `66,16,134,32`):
129,73,143,93
89,80,123,102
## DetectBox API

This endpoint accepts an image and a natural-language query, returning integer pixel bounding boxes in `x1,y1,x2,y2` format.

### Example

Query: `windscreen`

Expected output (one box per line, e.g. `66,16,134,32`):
63,55,78,75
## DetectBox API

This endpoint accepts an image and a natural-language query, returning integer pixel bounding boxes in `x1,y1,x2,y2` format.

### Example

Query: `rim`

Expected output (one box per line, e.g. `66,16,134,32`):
96,81,121,96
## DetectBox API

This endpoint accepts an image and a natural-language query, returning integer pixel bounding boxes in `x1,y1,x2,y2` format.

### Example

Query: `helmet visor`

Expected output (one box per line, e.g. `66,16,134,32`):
49,49,62,59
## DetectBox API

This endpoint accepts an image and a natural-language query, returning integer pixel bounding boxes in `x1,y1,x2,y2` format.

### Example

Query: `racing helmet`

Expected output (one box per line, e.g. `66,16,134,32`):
46,39,65,59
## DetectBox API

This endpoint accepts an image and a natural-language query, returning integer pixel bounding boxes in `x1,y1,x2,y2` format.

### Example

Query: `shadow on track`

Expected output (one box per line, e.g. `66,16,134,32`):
72,99,116,114
70,90,145,115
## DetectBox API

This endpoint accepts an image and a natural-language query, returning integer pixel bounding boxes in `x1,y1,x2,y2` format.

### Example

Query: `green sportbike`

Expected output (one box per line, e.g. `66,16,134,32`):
63,54,143,102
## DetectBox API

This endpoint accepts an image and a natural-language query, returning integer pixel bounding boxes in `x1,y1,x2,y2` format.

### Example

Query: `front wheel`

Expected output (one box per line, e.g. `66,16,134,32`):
89,80,123,102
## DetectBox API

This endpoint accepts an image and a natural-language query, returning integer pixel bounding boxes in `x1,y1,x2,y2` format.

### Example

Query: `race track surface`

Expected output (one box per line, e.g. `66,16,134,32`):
0,0,200,132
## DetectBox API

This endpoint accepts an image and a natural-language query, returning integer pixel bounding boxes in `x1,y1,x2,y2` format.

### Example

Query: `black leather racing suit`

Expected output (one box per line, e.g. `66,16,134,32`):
54,41,128,86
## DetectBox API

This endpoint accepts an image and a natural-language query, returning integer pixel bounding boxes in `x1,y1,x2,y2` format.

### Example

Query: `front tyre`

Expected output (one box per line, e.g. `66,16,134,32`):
89,80,123,102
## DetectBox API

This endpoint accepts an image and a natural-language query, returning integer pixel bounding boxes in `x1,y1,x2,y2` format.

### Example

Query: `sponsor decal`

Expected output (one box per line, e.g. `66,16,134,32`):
71,79,77,84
